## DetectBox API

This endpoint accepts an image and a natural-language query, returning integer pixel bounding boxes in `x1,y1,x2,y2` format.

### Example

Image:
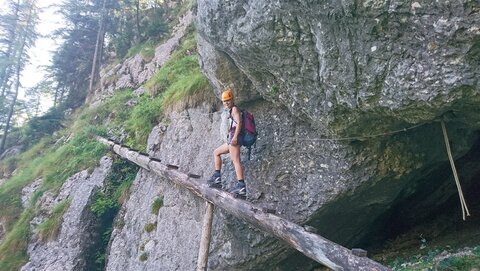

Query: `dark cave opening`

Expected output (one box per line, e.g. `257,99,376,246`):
365,132,480,257
276,130,480,271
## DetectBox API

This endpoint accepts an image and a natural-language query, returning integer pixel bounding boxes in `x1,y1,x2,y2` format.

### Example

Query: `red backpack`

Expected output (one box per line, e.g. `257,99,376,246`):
229,108,257,160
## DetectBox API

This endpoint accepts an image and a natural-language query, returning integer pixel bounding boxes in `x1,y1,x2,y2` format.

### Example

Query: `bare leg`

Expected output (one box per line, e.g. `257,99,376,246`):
229,144,244,180
213,143,229,171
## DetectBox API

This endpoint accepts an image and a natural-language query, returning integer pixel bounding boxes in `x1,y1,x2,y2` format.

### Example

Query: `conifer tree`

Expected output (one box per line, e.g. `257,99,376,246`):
0,0,21,99
50,0,117,108
0,0,39,154
88,0,108,96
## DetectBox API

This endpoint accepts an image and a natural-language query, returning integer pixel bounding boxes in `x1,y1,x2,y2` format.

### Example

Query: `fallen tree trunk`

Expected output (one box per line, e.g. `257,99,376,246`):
97,136,391,271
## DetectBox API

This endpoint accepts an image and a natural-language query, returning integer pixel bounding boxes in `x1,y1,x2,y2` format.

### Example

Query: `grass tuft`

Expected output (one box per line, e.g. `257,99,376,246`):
143,29,215,114
139,252,148,262
125,40,158,62
144,222,157,233
37,199,71,241
151,196,164,215
0,208,33,270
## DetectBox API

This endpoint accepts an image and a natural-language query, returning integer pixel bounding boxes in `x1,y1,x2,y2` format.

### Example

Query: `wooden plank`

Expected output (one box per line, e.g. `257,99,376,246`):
97,137,391,271
196,202,214,271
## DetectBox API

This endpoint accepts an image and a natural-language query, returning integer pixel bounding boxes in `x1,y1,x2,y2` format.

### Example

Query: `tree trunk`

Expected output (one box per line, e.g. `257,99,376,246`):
88,0,107,97
0,0,21,99
135,0,141,44
97,137,392,271
0,1,34,153
1,44,24,153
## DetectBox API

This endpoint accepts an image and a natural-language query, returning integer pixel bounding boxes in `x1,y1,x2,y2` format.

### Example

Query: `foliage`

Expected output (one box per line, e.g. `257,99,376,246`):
42,132,108,191
69,87,158,152
437,255,480,271
144,222,157,233
70,29,214,152
0,156,18,177
387,246,480,271
49,0,101,108
124,40,157,62
36,199,71,241
77,89,133,128
0,0,40,154
0,208,33,271
15,106,65,148
139,252,148,262
143,29,214,113
0,113,108,269
151,196,163,215
110,1,169,60
91,159,137,217
0,2,209,269
48,0,171,108
90,191,117,217
124,94,163,150
87,158,137,270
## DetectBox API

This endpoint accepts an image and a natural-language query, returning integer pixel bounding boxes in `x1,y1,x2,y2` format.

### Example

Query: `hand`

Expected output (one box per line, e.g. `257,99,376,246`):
231,136,238,146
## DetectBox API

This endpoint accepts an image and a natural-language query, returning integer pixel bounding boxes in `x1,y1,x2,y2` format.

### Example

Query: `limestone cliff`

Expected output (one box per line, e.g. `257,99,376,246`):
191,0,480,268
14,1,480,270
21,157,112,271
197,0,480,133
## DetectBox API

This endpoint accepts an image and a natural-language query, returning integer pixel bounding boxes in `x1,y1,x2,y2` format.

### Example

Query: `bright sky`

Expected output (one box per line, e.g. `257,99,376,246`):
0,0,63,112
23,3,62,88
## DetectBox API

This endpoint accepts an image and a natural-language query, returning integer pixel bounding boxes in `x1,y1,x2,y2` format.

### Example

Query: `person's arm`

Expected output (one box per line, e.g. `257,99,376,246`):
231,106,242,145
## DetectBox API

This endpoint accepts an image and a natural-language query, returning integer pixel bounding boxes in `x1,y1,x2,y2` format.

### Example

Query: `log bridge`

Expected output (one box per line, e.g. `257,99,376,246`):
96,136,391,271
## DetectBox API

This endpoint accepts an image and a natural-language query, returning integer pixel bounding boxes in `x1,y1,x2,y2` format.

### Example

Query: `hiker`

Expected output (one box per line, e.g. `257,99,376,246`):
208,89,246,198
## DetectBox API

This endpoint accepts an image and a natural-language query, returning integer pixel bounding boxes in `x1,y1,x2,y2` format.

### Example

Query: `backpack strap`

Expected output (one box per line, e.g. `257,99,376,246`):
229,106,239,124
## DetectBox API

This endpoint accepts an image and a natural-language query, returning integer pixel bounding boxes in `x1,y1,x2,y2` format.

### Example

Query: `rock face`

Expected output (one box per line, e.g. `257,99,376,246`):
21,156,112,271
0,145,23,160
105,0,480,269
103,2,480,270
35,2,479,270
106,108,223,271
104,100,480,271
196,0,480,134
89,10,194,106
105,169,204,271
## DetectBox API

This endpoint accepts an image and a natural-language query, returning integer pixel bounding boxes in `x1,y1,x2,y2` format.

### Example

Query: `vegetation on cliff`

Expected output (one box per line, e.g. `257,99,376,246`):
0,2,211,269
0,0,479,270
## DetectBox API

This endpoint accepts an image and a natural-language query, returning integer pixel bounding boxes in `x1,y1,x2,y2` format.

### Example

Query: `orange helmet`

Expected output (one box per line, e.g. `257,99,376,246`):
221,89,234,101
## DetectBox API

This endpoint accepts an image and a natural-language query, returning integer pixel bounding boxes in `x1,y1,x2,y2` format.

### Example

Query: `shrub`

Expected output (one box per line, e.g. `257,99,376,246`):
437,255,480,270
91,159,137,217
151,196,164,215
144,222,157,233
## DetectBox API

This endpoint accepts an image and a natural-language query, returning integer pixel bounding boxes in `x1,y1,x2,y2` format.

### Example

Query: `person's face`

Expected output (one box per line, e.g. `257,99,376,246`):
223,99,233,109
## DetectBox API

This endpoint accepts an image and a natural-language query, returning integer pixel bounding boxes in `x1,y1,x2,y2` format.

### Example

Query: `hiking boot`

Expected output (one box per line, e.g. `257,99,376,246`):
229,181,246,199
207,172,222,189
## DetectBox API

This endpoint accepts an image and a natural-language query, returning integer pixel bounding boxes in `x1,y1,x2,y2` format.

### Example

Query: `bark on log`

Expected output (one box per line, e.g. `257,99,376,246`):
97,137,391,271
